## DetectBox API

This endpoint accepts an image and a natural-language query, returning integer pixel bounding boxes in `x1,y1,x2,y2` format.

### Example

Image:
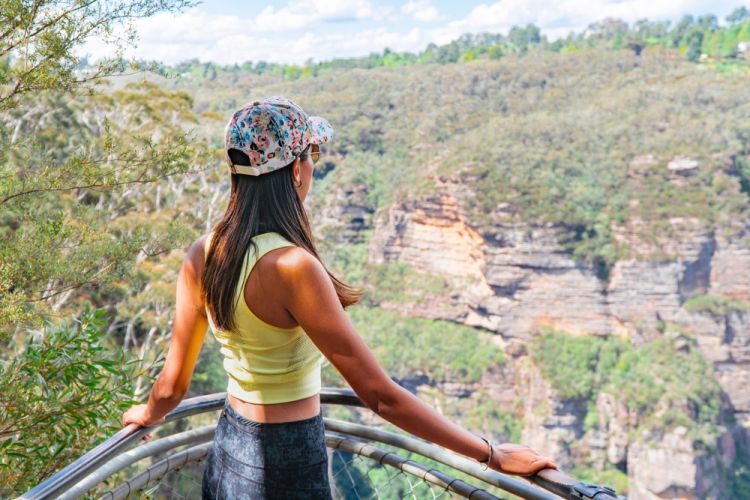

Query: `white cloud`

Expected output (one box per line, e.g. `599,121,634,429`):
78,0,750,65
79,6,429,65
79,1,401,64
255,0,391,30
402,0,440,22
436,0,748,43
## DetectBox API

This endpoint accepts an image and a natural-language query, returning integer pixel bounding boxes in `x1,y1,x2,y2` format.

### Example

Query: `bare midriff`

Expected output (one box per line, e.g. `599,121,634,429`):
227,392,321,423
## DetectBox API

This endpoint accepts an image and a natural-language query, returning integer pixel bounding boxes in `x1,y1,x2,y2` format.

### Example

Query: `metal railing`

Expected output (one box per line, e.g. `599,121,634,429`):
21,388,620,500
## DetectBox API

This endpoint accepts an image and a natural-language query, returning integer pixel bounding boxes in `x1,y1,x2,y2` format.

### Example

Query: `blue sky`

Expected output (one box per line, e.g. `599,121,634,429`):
81,0,750,65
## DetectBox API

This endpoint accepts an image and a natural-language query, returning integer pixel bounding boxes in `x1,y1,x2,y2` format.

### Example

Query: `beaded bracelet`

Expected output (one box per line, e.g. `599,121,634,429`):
477,436,493,471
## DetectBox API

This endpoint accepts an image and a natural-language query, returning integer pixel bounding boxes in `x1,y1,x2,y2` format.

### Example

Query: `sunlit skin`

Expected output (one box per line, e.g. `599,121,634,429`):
122,146,558,476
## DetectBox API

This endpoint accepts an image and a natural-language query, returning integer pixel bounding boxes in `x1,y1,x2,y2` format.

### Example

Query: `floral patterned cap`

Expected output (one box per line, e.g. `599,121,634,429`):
224,96,334,176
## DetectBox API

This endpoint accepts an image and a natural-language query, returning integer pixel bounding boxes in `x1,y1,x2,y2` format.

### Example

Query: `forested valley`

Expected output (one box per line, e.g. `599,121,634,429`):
2,4,750,497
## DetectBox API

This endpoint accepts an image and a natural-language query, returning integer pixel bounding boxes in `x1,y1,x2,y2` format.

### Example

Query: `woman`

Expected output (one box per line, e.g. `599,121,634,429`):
122,96,557,499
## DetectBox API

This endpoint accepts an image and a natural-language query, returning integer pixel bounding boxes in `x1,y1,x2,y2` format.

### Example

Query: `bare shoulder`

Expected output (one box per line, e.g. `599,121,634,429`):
246,244,333,313
184,234,211,275
267,245,326,283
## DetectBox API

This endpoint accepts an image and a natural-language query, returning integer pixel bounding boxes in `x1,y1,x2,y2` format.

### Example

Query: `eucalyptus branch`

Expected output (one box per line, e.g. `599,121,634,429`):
2,172,177,204
17,266,116,304
0,1,97,58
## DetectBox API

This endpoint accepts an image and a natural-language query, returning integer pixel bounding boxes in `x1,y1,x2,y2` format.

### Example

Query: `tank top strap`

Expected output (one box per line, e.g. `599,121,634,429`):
244,232,297,273
204,231,214,264
233,232,296,313
203,230,296,295
203,230,296,265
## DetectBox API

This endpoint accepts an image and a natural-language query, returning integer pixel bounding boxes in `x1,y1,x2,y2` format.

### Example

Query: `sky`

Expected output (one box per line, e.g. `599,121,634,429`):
80,0,750,65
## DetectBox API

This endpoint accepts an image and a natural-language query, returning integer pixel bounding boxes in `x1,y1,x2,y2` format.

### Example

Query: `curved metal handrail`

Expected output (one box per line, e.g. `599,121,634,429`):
67,420,548,500
61,425,216,499
324,418,555,500
20,389,360,500
63,418,553,500
101,435,504,500
326,432,501,499
101,442,212,500
21,388,618,500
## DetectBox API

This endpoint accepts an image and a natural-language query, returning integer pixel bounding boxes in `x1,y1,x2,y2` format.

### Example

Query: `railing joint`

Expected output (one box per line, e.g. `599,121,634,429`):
570,481,618,499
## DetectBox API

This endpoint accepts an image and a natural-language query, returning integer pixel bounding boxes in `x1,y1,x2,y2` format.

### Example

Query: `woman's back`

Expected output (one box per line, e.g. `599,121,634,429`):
204,230,326,421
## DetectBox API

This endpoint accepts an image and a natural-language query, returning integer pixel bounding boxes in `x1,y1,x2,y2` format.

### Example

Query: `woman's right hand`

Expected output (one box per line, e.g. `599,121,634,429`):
489,443,558,476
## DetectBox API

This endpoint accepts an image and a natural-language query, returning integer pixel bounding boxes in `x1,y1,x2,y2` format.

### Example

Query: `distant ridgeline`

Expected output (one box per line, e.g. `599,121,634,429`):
106,7,750,79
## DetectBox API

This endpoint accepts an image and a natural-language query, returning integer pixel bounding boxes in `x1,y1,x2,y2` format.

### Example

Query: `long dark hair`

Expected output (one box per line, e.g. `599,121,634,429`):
201,149,363,332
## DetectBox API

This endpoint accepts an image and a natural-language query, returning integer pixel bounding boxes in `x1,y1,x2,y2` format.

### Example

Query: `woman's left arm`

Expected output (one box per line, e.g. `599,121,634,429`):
122,236,209,430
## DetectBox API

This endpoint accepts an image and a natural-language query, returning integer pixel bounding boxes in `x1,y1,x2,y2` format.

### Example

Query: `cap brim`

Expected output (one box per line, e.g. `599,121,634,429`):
308,116,334,145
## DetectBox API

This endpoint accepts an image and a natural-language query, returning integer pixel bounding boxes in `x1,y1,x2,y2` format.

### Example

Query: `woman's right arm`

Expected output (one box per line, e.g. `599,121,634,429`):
275,247,557,476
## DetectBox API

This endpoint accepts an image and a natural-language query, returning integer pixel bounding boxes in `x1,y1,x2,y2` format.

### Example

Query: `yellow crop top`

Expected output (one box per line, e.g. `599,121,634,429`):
203,230,325,404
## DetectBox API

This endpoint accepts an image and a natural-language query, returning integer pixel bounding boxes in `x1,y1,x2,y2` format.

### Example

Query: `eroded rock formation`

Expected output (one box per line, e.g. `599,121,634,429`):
331,174,750,499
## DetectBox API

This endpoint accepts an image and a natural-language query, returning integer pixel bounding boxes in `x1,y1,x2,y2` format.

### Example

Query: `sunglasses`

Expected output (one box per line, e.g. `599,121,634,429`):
299,144,321,164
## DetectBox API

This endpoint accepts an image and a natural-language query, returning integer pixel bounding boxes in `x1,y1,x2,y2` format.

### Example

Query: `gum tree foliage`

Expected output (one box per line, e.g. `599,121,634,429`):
0,306,145,494
0,0,191,109
0,0,211,494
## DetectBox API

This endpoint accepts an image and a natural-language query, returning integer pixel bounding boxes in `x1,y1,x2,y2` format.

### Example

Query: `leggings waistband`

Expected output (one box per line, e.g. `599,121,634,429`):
222,398,323,431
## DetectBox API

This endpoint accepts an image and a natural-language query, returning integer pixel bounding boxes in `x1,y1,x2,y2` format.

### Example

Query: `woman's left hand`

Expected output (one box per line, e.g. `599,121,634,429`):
122,404,166,442
490,443,558,476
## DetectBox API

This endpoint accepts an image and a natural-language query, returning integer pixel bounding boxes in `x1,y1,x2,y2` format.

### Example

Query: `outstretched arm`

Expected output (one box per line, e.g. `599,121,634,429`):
276,247,557,476
122,236,209,432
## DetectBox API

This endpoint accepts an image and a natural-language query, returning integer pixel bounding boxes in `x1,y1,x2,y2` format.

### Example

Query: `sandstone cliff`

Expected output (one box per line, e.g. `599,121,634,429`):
316,171,750,499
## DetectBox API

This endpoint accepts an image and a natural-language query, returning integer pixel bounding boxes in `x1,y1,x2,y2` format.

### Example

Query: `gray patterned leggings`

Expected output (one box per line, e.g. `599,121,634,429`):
202,399,333,499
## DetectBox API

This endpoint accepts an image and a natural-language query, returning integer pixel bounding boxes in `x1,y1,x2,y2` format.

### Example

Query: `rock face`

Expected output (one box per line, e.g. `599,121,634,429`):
368,196,622,338
368,193,492,299
667,156,700,175
709,225,750,301
596,392,630,467
478,226,619,338
515,357,587,469
368,192,737,343
687,307,750,428
315,183,374,244
608,216,717,344
357,177,750,498
627,429,701,499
